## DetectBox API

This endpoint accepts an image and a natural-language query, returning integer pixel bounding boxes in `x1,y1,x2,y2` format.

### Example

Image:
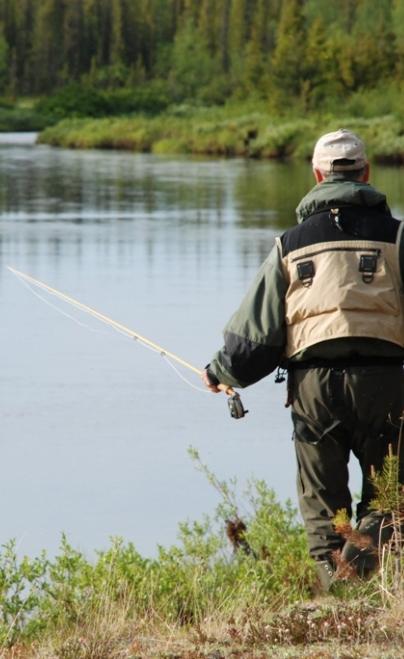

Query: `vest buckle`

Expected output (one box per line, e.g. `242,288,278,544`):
297,260,315,287
359,253,378,283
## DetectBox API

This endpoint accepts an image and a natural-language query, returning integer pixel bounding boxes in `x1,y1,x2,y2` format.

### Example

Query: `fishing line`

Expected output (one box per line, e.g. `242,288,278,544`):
162,356,210,393
10,267,210,394
13,271,108,334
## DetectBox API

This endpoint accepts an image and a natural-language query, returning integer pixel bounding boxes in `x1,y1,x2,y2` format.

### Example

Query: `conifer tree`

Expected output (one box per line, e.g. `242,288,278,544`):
4,0,35,94
198,0,216,53
171,19,217,100
271,0,306,106
304,16,335,105
243,0,274,94
63,0,84,81
138,0,156,75
31,0,64,91
217,0,232,73
391,0,404,79
111,0,124,65
0,22,9,93
82,0,100,78
351,0,395,88
228,0,249,89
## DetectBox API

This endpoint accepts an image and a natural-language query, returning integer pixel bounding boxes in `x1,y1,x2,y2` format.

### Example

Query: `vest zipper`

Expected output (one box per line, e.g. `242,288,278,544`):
291,246,381,262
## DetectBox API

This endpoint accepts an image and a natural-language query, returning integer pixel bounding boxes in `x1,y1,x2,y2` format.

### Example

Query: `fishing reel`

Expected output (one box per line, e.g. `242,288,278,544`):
227,392,248,420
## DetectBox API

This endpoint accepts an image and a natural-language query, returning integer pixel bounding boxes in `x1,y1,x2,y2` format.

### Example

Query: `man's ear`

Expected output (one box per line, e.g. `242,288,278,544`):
313,168,324,183
362,162,370,182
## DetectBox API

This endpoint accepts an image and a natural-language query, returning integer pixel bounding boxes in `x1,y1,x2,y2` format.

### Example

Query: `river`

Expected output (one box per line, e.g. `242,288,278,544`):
1,133,403,557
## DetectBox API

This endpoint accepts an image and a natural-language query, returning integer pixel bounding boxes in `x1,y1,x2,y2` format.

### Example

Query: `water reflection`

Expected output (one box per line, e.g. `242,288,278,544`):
0,144,284,279
234,160,315,228
0,147,238,225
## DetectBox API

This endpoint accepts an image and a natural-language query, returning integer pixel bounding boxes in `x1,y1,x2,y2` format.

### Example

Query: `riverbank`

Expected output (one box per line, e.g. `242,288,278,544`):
0,537,403,659
0,461,403,658
6,598,401,658
38,108,404,164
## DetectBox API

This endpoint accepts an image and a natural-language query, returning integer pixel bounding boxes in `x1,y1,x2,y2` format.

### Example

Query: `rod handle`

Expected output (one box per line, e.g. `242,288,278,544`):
217,383,236,396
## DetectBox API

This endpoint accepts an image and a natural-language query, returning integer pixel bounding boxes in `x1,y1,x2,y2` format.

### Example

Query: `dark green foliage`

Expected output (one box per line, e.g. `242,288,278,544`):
35,84,114,120
271,0,306,103
104,82,172,115
0,1,403,114
0,106,49,131
35,81,172,121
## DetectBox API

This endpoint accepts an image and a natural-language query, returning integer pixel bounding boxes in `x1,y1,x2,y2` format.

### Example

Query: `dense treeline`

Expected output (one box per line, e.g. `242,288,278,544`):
0,0,404,110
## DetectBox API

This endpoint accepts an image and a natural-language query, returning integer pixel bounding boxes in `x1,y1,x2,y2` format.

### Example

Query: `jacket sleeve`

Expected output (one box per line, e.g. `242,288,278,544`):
207,241,287,388
399,220,404,287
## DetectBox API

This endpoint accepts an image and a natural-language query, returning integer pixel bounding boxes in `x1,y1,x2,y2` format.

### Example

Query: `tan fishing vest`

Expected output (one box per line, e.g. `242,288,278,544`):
277,226,404,358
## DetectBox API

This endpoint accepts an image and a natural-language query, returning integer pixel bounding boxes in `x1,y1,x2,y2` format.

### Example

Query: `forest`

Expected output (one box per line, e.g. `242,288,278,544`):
0,0,403,112
1,1,404,158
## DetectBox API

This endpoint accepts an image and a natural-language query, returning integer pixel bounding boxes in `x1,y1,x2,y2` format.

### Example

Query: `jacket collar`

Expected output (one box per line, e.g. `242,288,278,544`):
296,175,388,224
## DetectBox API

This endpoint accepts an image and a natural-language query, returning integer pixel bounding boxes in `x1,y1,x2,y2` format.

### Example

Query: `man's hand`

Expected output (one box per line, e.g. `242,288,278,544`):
201,368,221,393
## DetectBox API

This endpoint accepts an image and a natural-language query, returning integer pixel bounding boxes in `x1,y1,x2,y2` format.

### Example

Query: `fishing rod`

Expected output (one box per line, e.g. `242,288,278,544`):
7,266,248,419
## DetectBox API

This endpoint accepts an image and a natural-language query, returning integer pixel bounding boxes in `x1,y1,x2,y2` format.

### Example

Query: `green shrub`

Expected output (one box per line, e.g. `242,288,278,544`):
103,81,172,115
35,81,172,124
35,84,113,121
0,540,48,645
0,107,49,131
0,97,13,109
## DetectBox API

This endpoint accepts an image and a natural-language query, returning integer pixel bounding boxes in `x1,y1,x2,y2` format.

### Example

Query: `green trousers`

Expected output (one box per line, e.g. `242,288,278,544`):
290,365,404,559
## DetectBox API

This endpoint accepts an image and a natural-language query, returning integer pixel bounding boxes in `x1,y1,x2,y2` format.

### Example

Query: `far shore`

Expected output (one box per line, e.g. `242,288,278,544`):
36,110,404,165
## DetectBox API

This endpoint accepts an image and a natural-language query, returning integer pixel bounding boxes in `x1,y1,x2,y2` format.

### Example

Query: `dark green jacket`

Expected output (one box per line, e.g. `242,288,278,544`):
208,177,404,388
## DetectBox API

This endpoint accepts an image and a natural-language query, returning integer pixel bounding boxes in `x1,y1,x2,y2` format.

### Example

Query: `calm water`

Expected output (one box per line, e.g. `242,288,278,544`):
1,134,404,557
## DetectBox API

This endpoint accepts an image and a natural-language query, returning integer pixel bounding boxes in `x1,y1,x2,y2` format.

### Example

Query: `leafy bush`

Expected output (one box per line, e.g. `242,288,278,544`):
0,97,13,109
103,81,172,115
0,540,48,645
0,107,49,131
35,84,113,121
35,82,172,123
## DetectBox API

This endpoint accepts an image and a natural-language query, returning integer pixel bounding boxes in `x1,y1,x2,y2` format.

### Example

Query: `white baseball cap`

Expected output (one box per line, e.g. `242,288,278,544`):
312,129,367,172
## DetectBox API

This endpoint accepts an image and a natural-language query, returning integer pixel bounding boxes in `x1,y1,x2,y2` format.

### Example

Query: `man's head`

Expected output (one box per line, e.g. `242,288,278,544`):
312,129,369,184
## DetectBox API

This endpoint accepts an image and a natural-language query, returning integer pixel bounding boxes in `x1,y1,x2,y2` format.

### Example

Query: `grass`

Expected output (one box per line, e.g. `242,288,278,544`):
2,87,404,164
0,449,402,657
37,104,404,164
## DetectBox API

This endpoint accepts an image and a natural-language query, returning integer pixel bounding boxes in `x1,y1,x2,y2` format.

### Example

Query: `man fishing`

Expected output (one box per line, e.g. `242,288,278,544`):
202,129,404,590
